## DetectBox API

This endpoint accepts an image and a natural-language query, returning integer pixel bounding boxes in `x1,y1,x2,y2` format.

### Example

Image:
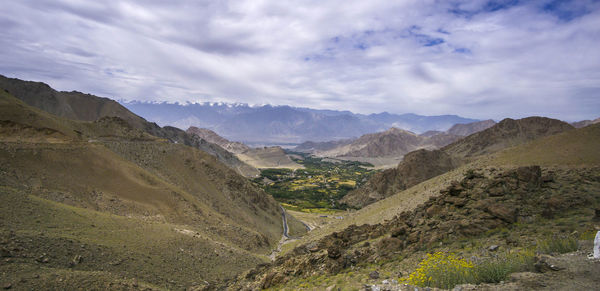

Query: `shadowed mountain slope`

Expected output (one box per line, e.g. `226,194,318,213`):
0,75,258,177
442,117,574,160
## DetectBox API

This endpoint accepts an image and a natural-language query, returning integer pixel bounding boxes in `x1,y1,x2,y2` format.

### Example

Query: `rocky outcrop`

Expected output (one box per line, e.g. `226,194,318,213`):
341,149,456,208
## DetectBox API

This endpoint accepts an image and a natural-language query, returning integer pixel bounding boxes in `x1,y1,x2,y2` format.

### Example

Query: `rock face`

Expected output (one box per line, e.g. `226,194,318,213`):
447,119,496,136
342,117,574,208
340,149,456,208
235,166,600,289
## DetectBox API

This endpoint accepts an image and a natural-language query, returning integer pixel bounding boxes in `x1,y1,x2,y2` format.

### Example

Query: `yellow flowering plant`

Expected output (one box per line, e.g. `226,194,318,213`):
400,252,474,289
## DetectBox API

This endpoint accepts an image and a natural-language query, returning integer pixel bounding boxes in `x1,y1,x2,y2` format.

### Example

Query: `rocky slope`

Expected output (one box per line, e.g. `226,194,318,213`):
341,117,574,208
0,88,307,289
0,75,258,177
340,149,456,207
236,146,303,169
234,165,600,290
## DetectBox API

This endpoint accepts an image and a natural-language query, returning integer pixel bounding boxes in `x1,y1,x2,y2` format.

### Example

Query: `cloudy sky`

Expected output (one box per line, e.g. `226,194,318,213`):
1,0,599,120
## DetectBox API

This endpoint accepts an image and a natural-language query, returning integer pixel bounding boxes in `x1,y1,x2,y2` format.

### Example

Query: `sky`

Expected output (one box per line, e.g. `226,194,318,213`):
1,0,599,121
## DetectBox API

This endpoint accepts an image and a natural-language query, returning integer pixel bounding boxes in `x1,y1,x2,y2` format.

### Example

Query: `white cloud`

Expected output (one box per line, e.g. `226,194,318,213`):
0,0,599,121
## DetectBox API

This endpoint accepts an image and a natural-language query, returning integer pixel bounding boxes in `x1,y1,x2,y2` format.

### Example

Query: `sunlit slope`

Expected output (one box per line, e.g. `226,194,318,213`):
491,122,600,166
442,116,574,160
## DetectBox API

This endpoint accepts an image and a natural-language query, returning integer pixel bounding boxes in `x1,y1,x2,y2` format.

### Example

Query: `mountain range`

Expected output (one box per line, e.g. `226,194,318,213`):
123,101,480,144
293,119,497,168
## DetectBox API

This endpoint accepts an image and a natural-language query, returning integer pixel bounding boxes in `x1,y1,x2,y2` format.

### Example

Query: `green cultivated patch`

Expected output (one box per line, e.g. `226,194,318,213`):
255,152,376,211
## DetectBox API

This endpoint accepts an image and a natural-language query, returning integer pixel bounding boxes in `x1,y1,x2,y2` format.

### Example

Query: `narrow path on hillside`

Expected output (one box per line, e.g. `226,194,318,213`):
269,206,295,261
281,205,289,238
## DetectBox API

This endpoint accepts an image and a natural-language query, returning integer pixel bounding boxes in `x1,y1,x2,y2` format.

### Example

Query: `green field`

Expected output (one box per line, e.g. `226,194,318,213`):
254,152,377,210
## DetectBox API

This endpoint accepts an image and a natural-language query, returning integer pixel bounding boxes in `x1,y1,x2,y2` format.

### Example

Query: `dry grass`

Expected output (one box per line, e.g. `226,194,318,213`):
492,124,600,166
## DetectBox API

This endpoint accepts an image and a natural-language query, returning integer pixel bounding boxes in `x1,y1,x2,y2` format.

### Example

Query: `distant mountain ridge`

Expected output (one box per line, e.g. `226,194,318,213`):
123,101,479,144
294,119,496,160
301,127,461,159
571,118,600,128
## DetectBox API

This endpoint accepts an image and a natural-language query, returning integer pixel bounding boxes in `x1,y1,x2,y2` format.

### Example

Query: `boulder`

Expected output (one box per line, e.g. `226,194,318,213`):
488,245,500,252
327,246,341,259
369,270,380,279
486,204,517,223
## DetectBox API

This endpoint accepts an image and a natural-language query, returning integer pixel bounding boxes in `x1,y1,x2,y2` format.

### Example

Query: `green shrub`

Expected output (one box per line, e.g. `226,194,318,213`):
472,250,535,283
537,236,578,254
